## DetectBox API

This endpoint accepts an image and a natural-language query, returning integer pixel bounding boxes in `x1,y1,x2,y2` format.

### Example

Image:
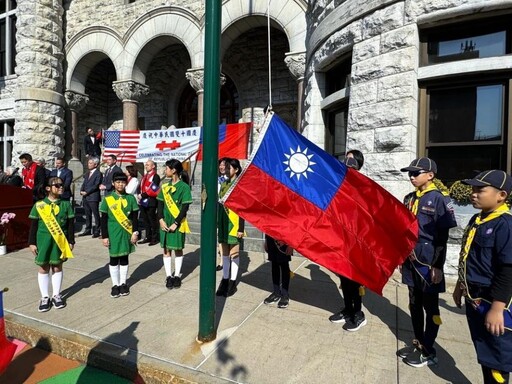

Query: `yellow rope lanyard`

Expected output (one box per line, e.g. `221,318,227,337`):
36,201,73,260
458,204,512,331
105,195,133,236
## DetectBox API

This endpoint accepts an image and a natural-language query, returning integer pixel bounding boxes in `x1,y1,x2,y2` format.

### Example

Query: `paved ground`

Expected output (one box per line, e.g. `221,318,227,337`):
0,236,481,383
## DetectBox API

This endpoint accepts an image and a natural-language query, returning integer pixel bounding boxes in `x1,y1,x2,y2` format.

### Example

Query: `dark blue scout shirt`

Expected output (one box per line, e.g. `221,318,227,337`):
404,189,457,265
465,213,512,287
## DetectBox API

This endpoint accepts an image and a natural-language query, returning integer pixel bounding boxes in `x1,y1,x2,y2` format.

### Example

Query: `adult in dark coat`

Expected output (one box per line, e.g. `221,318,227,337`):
83,127,102,158
79,157,103,238
100,154,122,194
49,157,74,201
4,166,22,187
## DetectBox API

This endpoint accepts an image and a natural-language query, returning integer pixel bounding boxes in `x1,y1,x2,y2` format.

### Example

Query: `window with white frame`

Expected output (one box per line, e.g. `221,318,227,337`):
0,0,16,77
0,120,14,168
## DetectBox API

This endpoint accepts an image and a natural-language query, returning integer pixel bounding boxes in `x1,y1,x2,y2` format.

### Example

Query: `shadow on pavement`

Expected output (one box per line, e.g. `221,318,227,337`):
128,255,162,287
61,264,110,300
215,338,248,382
365,287,472,384
79,321,144,383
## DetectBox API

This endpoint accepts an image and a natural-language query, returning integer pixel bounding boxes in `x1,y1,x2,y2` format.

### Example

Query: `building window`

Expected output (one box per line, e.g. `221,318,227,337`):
322,55,351,160
0,0,16,77
0,120,14,168
419,15,512,184
422,15,511,65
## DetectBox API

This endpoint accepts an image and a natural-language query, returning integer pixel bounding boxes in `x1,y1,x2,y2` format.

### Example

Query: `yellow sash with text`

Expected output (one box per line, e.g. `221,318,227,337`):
36,201,73,260
227,208,246,237
162,183,190,234
105,195,133,235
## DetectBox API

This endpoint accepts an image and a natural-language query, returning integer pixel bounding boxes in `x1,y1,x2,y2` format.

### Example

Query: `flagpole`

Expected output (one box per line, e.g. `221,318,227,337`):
197,0,221,342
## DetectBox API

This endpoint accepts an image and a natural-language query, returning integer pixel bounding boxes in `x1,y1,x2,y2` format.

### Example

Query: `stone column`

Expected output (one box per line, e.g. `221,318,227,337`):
285,51,306,130
186,68,227,127
112,80,149,131
14,0,65,164
64,91,89,160
186,68,204,126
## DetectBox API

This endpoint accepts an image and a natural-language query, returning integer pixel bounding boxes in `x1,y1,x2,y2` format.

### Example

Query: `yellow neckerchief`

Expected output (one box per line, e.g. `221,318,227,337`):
458,204,512,328
105,194,133,236
36,200,73,260
162,182,190,234
411,183,438,215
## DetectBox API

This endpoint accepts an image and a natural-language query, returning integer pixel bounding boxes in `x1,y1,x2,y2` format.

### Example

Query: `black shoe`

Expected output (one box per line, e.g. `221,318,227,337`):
278,295,289,309
78,231,91,237
110,285,120,298
38,297,51,312
92,233,101,238
173,276,182,288
397,340,421,359
138,238,150,244
119,283,130,296
148,240,159,246
343,311,367,332
52,294,66,309
226,280,237,297
403,348,438,367
264,292,281,305
216,265,223,271
166,276,174,289
329,308,351,324
216,278,229,296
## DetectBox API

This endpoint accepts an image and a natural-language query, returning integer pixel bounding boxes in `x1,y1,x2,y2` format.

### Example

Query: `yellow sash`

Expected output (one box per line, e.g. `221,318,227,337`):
105,195,133,235
411,183,438,215
227,208,246,237
36,201,73,260
162,183,190,234
458,204,512,329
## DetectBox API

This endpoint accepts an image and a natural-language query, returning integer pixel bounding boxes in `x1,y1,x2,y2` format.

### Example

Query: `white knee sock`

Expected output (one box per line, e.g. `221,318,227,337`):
109,265,120,286
119,265,129,285
163,256,172,277
230,258,240,281
174,256,183,277
38,273,50,298
51,271,63,297
222,256,230,279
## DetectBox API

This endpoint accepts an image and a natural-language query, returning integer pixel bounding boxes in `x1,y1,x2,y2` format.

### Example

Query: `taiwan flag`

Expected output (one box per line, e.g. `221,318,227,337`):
0,289,16,375
220,113,418,294
197,122,252,160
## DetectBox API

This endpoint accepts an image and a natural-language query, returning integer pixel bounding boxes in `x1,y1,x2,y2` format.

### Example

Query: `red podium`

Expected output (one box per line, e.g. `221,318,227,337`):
0,185,33,251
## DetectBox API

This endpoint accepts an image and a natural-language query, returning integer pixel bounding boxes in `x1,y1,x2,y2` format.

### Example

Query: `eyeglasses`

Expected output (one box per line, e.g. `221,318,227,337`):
51,183,64,188
408,171,427,178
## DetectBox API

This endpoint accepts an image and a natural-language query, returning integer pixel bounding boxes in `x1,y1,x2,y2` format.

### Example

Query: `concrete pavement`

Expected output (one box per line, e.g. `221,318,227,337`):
0,237,481,383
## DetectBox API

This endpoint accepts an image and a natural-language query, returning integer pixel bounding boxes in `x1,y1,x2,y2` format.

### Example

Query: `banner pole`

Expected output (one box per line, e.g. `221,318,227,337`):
197,0,221,342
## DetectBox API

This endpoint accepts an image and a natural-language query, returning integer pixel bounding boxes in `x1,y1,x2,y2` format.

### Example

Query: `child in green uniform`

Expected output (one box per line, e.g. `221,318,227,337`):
157,159,192,289
99,172,139,298
216,158,245,297
29,177,75,312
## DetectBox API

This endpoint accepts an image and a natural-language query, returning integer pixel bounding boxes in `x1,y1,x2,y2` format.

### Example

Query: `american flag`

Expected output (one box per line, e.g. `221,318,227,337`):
103,130,140,163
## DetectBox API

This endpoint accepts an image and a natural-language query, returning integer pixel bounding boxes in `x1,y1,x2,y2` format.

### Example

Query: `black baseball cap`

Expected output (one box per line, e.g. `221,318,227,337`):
462,170,512,194
400,157,437,173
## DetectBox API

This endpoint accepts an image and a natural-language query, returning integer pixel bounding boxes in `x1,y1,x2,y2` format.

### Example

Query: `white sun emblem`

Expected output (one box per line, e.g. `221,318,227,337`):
283,146,316,180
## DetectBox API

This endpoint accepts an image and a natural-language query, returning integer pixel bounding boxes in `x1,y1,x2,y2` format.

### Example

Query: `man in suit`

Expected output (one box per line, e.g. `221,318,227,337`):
79,157,102,238
100,154,122,194
83,127,102,158
50,157,74,201
35,157,51,179
137,160,161,246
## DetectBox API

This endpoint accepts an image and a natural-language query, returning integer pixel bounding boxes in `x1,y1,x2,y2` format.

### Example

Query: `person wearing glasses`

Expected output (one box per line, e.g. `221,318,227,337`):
397,157,457,368
28,177,75,312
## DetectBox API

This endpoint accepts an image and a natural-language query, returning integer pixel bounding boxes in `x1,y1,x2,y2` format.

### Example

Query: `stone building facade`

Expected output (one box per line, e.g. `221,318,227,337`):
1,1,512,268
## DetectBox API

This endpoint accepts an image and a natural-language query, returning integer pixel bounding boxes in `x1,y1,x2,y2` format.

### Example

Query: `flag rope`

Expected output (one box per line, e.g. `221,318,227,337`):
267,0,272,111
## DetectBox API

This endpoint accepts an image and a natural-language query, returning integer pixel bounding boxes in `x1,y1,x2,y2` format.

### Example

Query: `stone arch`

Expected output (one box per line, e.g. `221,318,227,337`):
124,10,202,84
65,29,124,93
221,0,306,56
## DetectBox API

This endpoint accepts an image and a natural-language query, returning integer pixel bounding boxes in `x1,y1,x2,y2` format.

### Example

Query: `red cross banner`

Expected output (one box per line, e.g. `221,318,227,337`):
135,127,201,162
